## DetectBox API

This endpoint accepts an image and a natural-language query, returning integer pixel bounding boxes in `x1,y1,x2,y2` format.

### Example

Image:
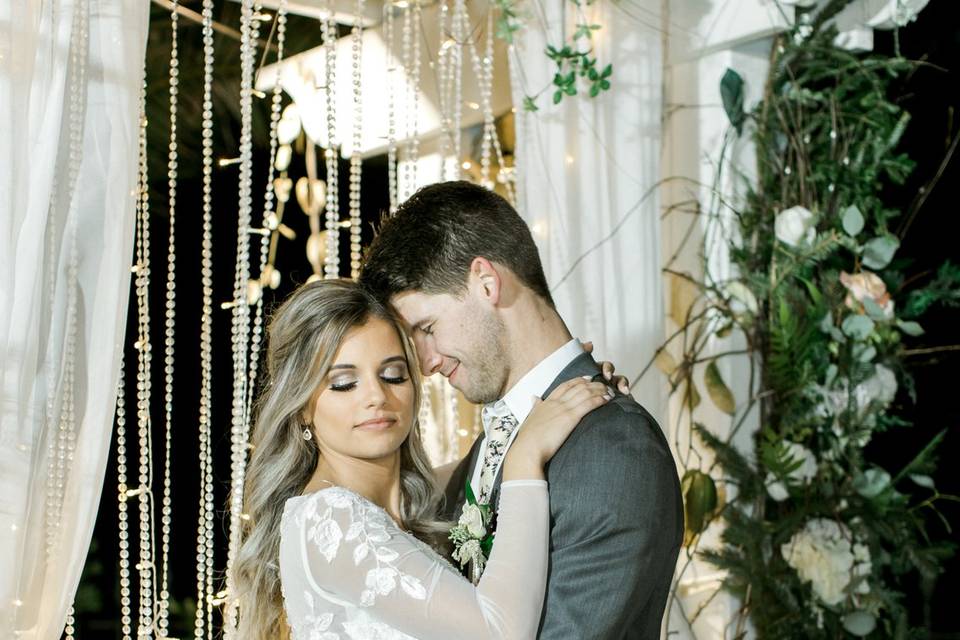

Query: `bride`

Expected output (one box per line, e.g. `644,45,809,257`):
230,279,612,639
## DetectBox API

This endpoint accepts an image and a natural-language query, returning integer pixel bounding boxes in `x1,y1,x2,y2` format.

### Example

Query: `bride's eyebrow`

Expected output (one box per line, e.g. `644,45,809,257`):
329,356,406,371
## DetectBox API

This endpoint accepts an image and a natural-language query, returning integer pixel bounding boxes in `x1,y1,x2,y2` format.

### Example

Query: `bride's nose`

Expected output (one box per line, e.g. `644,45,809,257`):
364,380,388,408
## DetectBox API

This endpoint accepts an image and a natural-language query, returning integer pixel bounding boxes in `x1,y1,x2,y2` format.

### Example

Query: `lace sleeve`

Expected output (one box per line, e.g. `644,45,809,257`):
290,482,549,640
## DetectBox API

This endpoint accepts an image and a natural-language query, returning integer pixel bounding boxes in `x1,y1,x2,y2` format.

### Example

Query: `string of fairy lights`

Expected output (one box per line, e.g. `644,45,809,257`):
110,0,515,635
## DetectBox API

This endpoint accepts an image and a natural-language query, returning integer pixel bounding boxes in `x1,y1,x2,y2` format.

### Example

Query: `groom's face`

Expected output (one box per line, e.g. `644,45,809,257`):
391,289,509,404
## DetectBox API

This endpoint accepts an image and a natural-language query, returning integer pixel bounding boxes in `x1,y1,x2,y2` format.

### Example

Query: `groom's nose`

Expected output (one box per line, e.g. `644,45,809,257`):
416,340,444,376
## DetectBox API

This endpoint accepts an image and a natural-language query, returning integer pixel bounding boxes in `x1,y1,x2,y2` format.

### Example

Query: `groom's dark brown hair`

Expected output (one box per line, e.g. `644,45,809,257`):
360,181,554,306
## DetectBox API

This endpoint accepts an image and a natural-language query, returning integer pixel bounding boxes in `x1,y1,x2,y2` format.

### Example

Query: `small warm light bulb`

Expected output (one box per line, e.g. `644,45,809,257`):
461,160,472,170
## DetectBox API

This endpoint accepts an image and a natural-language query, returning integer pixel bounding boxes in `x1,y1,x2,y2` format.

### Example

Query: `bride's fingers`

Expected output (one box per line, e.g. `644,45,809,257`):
582,340,594,353
561,382,610,408
612,375,630,394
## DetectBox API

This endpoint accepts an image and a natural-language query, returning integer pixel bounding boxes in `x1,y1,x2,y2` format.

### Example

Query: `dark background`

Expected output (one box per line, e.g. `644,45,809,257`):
68,1,960,637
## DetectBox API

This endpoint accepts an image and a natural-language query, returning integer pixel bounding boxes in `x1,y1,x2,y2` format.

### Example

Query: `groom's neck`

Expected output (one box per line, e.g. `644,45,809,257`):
501,294,572,393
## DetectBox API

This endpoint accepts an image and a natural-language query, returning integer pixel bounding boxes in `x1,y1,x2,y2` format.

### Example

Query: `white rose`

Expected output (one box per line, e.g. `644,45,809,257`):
775,206,817,248
854,364,897,410
765,441,818,501
782,518,866,607
458,504,486,539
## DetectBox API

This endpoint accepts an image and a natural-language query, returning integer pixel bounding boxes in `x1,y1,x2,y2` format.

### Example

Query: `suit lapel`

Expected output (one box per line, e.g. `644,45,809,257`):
487,352,607,511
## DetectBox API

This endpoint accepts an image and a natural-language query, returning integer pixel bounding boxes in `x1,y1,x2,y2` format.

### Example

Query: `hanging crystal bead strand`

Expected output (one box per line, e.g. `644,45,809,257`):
45,0,87,593
349,0,365,278
322,0,340,278
225,0,258,632
245,0,288,470
158,2,180,634
115,362,133,640
401,1,421,196
194,0,217,636
450,0,465,176
385,2,398,214
133,71,156,640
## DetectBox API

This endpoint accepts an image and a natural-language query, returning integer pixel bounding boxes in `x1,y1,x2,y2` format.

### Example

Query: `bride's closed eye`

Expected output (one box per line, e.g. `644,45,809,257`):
328,364,410,392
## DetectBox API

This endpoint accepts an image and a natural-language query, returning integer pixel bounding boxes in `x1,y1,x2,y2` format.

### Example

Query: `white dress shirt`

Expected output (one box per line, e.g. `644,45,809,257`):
469,339,585,497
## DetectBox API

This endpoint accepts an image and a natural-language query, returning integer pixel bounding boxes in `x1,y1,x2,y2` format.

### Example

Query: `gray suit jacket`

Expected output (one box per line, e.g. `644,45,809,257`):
442,353,683,639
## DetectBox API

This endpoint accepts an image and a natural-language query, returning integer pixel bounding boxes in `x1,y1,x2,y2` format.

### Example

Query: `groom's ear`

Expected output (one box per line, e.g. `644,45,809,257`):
468,257,502,306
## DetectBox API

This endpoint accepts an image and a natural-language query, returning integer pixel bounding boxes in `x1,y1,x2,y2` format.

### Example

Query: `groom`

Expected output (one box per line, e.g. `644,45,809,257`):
360,181,682,639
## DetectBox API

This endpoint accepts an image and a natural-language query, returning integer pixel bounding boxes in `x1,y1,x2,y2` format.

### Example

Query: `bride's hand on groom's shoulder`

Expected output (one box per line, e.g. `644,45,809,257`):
582,340,631,395
503,378,611,481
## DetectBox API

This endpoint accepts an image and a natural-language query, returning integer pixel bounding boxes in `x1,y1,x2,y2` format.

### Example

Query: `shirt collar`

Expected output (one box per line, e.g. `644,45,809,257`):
481,339,584,432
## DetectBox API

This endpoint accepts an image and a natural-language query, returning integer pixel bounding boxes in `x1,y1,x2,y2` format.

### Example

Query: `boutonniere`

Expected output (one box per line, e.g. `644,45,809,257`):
449,479,495,584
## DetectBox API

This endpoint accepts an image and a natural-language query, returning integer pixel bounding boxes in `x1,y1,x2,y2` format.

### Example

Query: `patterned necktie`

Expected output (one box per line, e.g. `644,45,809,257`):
477,412,519,504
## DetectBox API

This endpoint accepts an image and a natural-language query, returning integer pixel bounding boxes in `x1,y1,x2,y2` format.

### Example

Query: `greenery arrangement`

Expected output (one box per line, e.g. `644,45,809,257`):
656,3,960,637
493,0,613,111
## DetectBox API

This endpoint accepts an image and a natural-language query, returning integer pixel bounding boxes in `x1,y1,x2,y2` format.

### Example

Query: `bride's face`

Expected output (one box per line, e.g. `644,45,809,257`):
304,317,416,463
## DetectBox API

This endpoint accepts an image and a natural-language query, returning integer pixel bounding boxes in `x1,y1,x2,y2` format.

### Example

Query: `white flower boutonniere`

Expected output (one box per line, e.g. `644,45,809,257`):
449,484,495,584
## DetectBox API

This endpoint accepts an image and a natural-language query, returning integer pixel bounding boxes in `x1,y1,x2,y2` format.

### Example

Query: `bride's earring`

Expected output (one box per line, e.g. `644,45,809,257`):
302,426,313,441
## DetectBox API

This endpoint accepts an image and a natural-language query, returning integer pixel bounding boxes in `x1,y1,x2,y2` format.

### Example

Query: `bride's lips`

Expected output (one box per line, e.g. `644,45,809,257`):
354,417,397,431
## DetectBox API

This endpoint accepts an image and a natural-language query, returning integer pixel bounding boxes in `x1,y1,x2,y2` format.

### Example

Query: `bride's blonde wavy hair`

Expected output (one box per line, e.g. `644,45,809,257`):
229,279,449,639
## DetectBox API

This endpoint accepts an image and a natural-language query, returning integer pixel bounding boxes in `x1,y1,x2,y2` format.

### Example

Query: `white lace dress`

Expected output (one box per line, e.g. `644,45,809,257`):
279,481,549,640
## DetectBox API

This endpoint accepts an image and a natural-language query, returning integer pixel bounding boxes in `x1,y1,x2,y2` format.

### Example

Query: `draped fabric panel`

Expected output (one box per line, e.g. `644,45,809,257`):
509,1,667,425
0,1,148,637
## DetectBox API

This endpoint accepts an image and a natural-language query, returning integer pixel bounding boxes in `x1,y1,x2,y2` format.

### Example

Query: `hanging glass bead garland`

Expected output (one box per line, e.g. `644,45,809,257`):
158,2,179,634
322,0,340,278
400,1,421,198
45,0,87,593
115,363,133,640
450,0,465,177
349,0,365,278
245,0,288,468
224,1,259,632
133,72,157,640
194,0,217,635
385,2,398,214
223,3,291,631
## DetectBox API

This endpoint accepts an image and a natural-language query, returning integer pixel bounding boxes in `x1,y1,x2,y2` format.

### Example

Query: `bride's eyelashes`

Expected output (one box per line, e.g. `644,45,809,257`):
328,370,410,392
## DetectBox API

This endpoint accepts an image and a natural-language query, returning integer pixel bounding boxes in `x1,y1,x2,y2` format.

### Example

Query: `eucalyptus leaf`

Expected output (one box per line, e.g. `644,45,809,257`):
842,314,875,340
854,467,891,498
720,69,745,135
842,205,865,236
842,611,877,637
897,320,925,336
862,297,886,320
856,344,877,363
862,235,900,269
704,361,736,415
909,474,935,490
825,364,838,386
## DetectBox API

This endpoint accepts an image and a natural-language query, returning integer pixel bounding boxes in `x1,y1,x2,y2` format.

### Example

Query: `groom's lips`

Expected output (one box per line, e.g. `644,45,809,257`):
444,362,460,381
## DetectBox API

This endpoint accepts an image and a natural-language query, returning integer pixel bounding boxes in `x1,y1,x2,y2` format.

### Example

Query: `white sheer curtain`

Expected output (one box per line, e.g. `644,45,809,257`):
509,0,666,421
0,1,148,637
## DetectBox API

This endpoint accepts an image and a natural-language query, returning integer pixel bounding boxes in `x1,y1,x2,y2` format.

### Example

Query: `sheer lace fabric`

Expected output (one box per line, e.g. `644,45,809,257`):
279,481,548,640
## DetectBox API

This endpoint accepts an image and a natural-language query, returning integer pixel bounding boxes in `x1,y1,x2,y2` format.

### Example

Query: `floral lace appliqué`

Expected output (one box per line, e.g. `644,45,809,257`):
299,488,428,608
